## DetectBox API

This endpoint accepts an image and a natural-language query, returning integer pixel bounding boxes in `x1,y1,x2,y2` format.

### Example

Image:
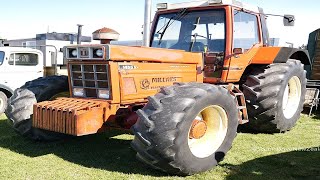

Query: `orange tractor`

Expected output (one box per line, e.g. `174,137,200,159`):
6,0,310,176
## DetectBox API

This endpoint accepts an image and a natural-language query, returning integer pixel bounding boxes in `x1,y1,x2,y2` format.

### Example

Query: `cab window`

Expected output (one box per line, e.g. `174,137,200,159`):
9,53,39,66
151,9,226,53
233,10,260,51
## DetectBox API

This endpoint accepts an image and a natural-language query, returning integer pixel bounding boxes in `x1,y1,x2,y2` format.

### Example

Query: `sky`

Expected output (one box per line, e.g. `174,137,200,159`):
0,0,319,47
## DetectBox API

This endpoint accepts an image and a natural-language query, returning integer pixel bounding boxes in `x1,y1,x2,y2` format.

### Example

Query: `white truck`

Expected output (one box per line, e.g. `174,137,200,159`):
0,47,45,113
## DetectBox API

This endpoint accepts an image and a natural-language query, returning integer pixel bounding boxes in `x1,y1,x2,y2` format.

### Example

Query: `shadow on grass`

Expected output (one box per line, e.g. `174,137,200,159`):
301,105,320,120
237,109,320,134
223,148,320,180
0,119,165,177
305,109,320,120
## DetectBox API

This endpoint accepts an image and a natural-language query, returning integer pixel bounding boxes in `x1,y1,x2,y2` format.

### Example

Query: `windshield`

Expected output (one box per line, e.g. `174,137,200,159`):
151,9,226,53
0,51,4,65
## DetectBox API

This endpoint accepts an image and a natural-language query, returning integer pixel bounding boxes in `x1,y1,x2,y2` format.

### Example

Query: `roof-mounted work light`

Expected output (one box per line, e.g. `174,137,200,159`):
208,0,223,4
157,3,168,10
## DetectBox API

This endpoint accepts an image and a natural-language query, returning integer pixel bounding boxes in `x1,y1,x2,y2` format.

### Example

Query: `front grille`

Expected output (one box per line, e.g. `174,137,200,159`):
70,64,110,99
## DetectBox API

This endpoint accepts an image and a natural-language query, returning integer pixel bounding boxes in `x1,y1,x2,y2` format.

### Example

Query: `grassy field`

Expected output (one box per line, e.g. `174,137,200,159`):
0,114,319,180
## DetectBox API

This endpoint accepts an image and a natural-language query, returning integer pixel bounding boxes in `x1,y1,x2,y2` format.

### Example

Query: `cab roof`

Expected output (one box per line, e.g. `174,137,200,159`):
157,0,260,13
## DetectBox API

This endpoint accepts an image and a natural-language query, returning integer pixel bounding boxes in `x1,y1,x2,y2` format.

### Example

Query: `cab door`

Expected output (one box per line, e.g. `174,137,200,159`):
225,9,262,82
3,51,43,90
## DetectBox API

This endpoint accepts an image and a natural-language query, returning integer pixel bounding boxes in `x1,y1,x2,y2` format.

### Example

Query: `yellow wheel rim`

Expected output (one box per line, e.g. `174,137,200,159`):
188,105,228,158
282,76,301,119
0,98,4,110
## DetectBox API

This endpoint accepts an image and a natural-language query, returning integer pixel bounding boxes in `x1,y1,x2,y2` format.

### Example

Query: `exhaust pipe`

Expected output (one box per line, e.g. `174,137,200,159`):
143,0,152,47
77,24,83,45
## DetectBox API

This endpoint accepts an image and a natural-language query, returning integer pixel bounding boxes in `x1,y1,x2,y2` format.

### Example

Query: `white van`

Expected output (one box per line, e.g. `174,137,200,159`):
0,47,44,113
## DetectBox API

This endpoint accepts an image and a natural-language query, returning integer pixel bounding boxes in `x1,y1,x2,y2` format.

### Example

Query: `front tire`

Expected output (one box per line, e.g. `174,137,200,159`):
5,76,69,141
131,83,239,175
242,60,306,133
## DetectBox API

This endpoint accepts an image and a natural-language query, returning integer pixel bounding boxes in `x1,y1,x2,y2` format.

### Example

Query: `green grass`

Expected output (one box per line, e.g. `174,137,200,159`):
0,114,319,180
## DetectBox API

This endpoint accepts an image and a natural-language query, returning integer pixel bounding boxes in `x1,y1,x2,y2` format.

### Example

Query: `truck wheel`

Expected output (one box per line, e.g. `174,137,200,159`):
242,59,306,133
5,76,69,141
131,83,238,175
0,91,8,114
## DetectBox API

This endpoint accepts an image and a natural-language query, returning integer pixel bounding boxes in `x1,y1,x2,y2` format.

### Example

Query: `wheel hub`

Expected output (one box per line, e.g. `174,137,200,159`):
189,119,207,139
188,105,228,158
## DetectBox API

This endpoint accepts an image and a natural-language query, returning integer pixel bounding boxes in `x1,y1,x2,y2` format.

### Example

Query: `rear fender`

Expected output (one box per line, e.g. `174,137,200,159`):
251,47,311,65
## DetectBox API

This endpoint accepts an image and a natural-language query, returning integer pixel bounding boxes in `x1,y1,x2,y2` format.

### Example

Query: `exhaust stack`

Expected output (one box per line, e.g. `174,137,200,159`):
77,24,83,45
143,0,152,47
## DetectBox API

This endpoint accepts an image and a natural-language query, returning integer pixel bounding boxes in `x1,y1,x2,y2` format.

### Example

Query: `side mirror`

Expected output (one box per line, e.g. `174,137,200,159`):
283,14,295,26
233,48,243,54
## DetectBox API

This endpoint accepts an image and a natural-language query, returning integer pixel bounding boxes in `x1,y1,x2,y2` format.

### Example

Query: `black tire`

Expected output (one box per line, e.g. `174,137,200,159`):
131,83,239,176
0,91,8,114
5,76,69,141
242,59,306,133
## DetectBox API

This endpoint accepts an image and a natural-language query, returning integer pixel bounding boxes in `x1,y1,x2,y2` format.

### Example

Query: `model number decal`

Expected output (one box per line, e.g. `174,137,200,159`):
119,65,137,70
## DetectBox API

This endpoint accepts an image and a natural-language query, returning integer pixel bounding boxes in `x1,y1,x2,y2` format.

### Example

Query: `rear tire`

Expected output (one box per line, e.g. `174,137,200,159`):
5,76,69,141
0,91,7,114
131,83,239,175
242,60,306,133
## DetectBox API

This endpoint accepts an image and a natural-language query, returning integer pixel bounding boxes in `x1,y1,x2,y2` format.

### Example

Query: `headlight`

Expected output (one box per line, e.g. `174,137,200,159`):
69,49,77,58
98,89,110,99
72,50,78,57
73,88,84,97
96,49,103,57
93,48,103,58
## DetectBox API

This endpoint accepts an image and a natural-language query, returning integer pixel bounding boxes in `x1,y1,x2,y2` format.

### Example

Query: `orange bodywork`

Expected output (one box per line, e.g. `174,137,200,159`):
31,5,297,136
107,45,203,64
225,46,283,82
251,47,282,64
47,44,288,136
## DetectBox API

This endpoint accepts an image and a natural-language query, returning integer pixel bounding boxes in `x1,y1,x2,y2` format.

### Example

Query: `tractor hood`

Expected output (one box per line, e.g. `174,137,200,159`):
106,45,202,64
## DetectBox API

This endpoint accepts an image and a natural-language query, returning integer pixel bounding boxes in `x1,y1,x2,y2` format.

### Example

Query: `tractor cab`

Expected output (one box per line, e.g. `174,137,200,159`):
151,0,265,82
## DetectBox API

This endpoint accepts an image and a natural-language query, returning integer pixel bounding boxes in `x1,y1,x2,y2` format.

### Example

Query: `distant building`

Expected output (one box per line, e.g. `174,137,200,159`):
1,32,93,66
